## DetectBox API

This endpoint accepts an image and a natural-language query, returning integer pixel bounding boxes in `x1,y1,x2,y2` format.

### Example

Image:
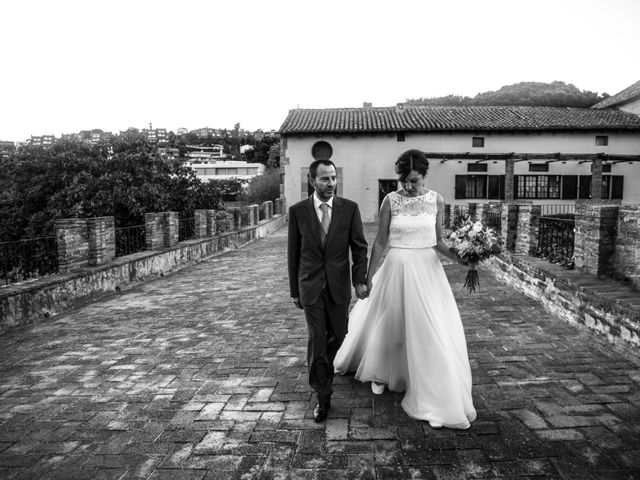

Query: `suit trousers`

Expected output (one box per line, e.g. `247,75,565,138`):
303,287,349,405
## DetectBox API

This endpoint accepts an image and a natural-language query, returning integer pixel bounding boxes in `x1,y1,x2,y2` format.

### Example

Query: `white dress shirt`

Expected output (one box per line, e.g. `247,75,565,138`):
313,192,333,225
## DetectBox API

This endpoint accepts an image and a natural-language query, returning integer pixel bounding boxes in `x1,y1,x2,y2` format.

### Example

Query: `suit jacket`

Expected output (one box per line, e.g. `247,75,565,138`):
288,195,368,306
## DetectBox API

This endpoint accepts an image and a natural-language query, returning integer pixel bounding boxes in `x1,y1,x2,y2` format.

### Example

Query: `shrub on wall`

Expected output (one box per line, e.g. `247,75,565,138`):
240,172,281,205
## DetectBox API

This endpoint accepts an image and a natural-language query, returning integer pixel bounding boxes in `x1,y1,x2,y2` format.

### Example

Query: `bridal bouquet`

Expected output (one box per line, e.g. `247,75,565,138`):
449,219,501,292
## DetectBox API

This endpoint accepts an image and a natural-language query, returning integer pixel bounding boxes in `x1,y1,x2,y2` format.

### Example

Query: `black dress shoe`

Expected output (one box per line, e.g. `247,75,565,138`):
313,402,330,422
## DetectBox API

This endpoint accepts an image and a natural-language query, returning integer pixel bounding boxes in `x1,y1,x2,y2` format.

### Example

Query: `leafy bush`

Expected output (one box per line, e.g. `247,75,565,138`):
0,134,234,242
240,172,281,205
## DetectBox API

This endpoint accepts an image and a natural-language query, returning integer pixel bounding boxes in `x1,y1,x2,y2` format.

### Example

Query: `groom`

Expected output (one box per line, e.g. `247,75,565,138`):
287,159,368,422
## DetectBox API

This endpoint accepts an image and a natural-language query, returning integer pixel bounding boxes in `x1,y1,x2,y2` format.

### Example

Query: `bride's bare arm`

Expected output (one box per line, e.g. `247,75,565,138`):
434,194,458,261
366,195,391,290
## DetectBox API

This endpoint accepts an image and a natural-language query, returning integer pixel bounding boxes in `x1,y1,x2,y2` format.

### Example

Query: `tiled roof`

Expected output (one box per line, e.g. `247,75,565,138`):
592,80,640,109
279,105,640,135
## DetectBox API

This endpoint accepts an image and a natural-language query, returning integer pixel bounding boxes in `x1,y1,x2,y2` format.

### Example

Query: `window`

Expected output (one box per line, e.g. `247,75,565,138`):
528,163,549,172
595,135,608,146
602,175,624,199
311,141,333,160
515,175,561,199
467,163,488,172
465,175,486,198
472,137,484,148
396,132,405,142
455,175,504,199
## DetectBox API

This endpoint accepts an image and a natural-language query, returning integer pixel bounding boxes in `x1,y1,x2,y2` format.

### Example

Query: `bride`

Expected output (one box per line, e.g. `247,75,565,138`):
334,149,476,430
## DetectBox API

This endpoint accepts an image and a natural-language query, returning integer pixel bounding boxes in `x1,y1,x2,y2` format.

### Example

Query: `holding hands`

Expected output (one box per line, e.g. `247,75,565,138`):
355,283,369,300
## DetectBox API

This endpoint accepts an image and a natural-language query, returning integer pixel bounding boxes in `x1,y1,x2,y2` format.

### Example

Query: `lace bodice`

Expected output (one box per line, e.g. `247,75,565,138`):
388,190,438,248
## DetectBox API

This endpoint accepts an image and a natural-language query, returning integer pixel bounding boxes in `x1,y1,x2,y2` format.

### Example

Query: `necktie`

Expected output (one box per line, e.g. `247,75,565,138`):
320,203,330,243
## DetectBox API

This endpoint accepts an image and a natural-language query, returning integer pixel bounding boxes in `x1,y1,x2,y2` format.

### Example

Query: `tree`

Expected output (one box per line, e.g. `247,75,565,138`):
0,134,221,241
406,81,609,107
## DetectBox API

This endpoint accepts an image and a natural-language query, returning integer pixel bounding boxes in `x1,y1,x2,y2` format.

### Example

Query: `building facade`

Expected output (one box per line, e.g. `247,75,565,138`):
183,159,265,182
279,103,640,222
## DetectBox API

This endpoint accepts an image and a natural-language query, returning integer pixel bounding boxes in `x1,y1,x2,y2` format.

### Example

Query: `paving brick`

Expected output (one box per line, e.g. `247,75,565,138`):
2,224,640,478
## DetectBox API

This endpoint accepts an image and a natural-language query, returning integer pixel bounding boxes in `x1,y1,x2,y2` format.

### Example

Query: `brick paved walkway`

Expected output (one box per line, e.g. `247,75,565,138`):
1,224,640,480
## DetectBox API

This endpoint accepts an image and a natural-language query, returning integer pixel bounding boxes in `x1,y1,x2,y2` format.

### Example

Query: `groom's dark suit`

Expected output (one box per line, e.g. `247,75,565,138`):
288,194,368,408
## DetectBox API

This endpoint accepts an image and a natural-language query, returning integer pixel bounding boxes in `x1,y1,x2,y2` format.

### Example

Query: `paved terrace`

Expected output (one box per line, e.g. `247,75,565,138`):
1,224,640,480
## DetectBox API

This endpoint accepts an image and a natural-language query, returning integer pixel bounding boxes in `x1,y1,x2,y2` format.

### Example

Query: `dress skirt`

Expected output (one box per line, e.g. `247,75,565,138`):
334,247,476,429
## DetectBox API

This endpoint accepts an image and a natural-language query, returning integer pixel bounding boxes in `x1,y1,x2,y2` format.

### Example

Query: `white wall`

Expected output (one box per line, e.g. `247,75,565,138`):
283,131,640,222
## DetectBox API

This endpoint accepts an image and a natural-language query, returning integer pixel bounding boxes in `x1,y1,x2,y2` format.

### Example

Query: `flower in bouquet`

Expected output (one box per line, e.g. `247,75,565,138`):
449,219,502,292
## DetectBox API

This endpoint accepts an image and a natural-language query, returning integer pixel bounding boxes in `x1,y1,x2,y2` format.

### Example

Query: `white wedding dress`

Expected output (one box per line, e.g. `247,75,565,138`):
334,190,476,429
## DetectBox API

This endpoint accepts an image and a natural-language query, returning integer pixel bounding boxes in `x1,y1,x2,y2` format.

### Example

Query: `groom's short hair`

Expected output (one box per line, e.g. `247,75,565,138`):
309,159,336,179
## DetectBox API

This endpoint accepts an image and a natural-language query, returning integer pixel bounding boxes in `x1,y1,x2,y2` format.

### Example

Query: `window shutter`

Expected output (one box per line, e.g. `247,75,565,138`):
562,175,577,199
454,175,466,199
487,175,501,199
578,175,591,199
611,176,624,199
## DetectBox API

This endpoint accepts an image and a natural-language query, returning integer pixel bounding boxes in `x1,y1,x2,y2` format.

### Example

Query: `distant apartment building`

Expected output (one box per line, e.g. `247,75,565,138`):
184,159,266,182
29,135,55,147
177,127,189,136
157,147,180,160
0,140,15,159
142,128,168,144
185,145,226,162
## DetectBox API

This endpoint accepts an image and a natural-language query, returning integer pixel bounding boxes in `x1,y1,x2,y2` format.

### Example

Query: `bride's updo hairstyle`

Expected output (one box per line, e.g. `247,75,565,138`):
395,149,429,182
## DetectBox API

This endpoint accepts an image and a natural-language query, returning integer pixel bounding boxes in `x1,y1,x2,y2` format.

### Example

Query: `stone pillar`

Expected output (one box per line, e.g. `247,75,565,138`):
227,207,242,231
164,212,179,247
591,158,603,201
475,203,485,224
574,203,619,277
145,213,164,250
55,218,89,272
205,210,217,236
259,202,267,221
501,203,519,252
194,210,208,238
614,205,640,291
514,203,540,255
504,157,515,202
467,203,477,222
452,205,463,228
249,204,259,225
444,204,451,229
274,197,285,215
87,216,115,266
264,201,274,220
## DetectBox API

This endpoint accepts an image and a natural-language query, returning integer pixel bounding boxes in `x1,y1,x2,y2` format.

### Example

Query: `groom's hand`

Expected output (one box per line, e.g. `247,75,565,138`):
355,283,368,299
293,297,303,309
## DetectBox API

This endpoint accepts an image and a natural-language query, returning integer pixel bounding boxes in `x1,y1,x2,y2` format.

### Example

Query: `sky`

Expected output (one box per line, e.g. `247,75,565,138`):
1,0,639,142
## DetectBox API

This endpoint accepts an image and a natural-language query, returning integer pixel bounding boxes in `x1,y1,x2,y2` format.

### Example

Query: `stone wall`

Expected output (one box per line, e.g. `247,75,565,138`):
574,203,619,277
0,214,287,334
614,205,640,291
488,254,640,346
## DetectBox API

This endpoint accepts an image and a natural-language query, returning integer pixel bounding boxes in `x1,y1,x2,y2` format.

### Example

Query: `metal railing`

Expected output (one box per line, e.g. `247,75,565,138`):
534,215,575,268
179,217,196,242
485,211,502,234
115,225,147,257
0,236,59,285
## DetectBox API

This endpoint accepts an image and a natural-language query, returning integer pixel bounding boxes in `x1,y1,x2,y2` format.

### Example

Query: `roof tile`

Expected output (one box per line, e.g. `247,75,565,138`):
592,80,640,109
279,105,640,135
